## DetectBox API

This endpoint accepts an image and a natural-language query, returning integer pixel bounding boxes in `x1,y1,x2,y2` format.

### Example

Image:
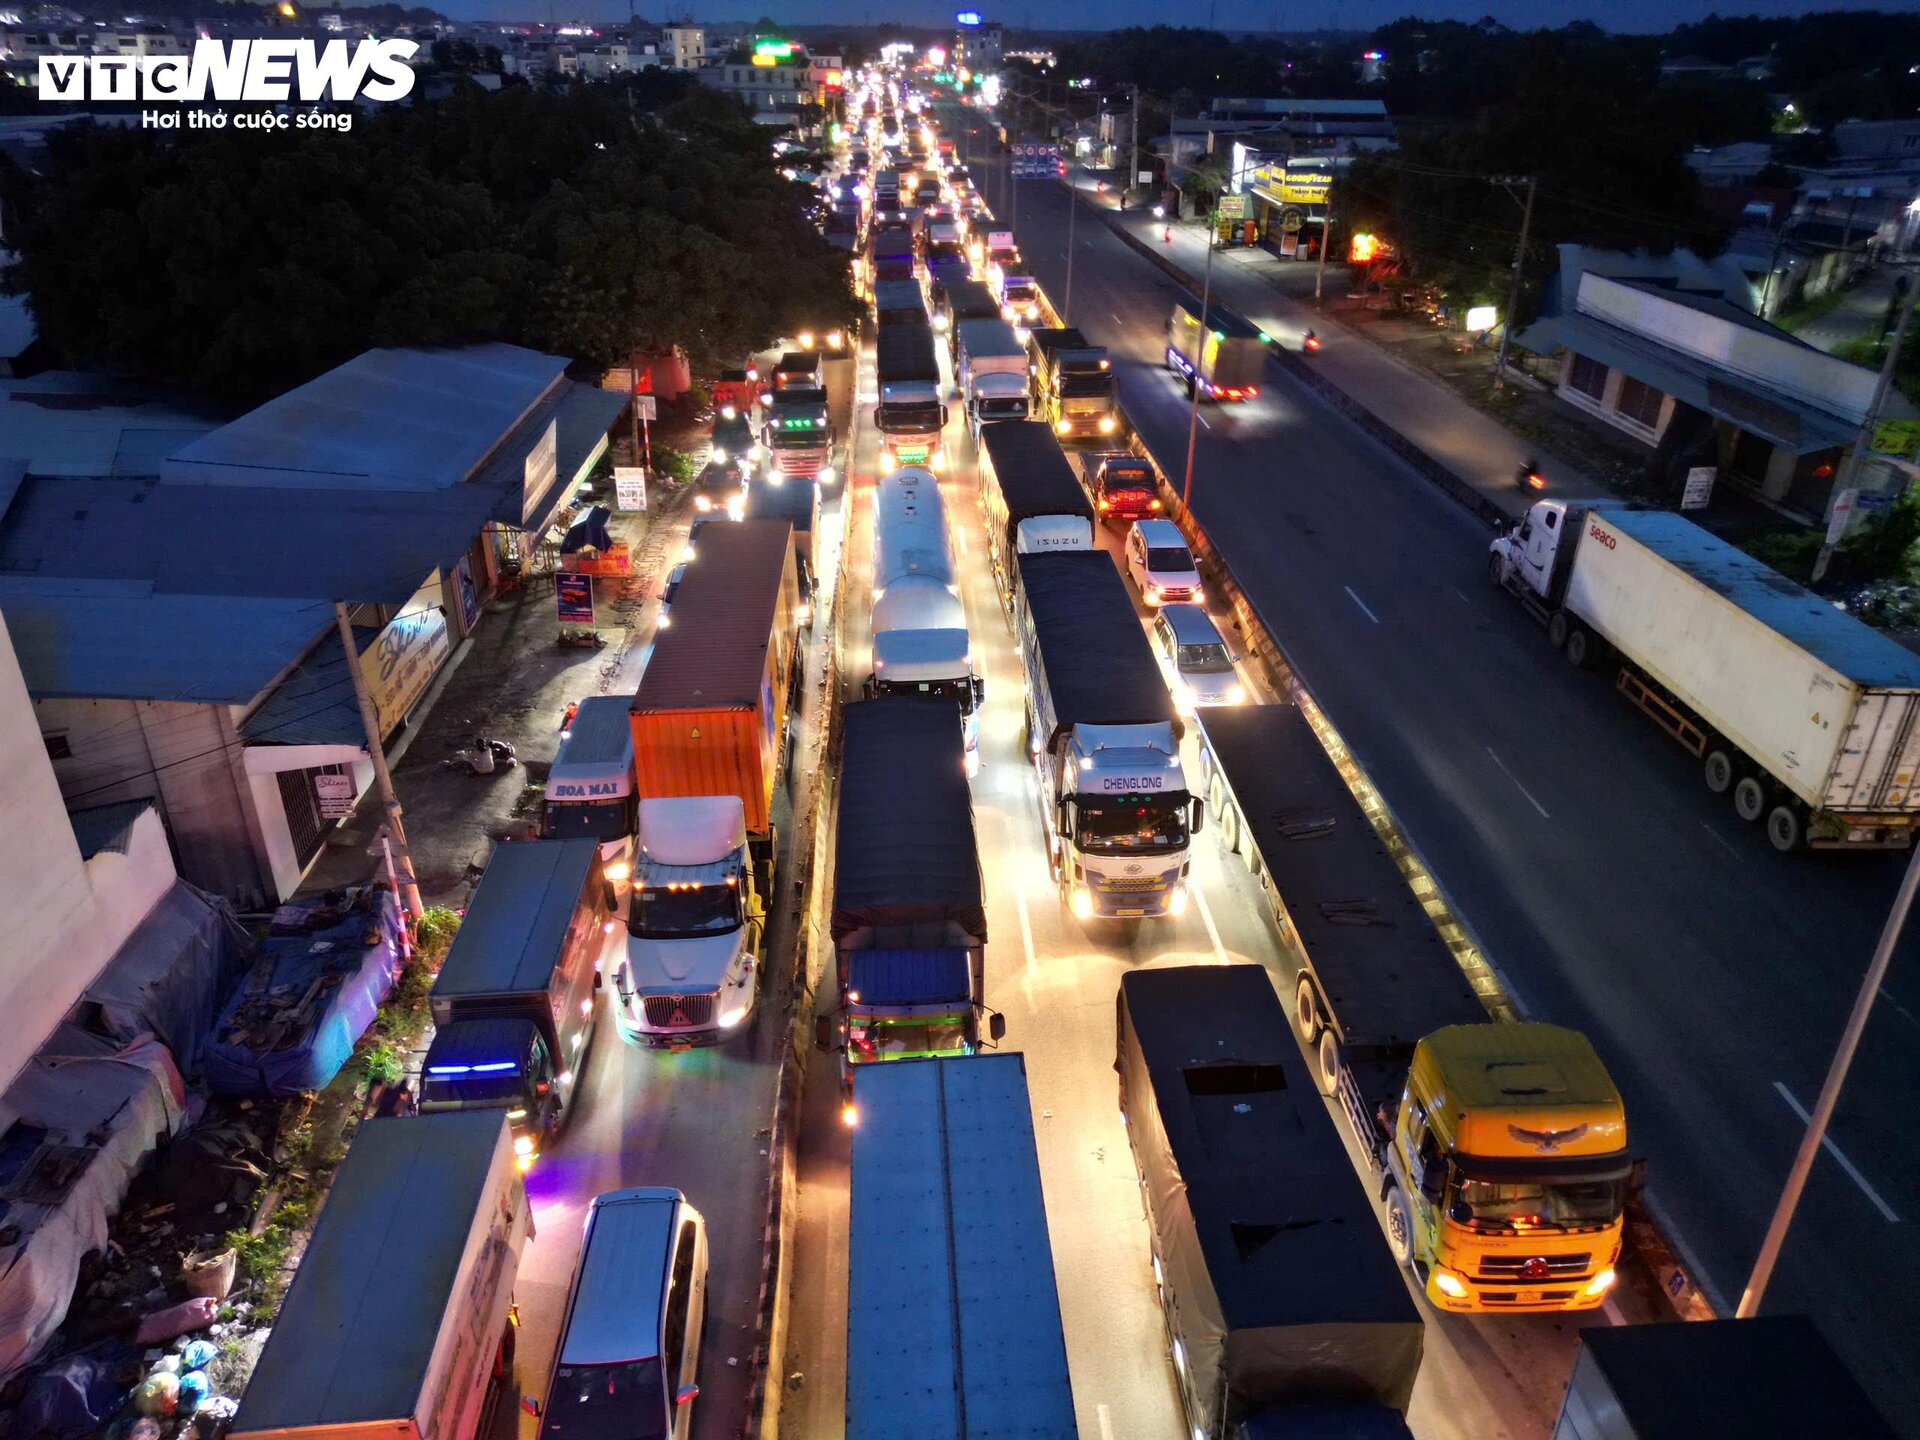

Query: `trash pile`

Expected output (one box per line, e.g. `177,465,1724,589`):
1837,579,1920,637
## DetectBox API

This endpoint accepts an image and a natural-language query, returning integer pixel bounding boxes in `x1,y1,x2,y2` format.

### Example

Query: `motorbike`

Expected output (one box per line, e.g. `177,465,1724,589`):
1516,458,1547,492
1302,329,1322,353
445,737,519,775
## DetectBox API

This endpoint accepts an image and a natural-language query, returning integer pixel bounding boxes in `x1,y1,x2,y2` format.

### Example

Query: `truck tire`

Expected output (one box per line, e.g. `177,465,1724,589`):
1294,974,1320,1042
1703,748,1735,795
1733,777,1766,823
1384,1187,1416,1269
1564,625,1594,669
1488,552,1506,587
1767,803,1806,853
1316,1029,1341,1097
1546,611,1571,649
1219,799,1240,854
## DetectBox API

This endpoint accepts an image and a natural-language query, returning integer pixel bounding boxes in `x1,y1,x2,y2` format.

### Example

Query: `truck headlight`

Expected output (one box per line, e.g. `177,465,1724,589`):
1055,419,1072,435
718,1004,750,1029
1099,416,1117,434
1581,1268,1618,1299
930,451,945,472
711,446,727,464
1433,1269,1469,1299
819,464,837,484
603,859,631,883
513,1135,535,1157
695,494,712,512
726,494,746,521
1226,684,1246,705
1168,884,1188,916
1070,885,1094,919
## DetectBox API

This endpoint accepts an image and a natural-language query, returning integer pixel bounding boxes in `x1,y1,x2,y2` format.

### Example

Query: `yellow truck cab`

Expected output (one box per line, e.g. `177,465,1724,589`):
1385,1024,1629,1313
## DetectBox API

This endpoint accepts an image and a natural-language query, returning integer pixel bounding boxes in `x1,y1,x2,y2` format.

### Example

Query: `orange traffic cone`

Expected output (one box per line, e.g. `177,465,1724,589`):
1163,227,1172,245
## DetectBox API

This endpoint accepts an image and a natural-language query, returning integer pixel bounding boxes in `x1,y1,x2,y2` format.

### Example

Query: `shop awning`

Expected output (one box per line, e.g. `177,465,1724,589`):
239,624,379,748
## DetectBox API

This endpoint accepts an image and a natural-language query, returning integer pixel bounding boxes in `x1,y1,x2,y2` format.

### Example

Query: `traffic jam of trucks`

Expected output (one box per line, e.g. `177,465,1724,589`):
220,76,1908,1440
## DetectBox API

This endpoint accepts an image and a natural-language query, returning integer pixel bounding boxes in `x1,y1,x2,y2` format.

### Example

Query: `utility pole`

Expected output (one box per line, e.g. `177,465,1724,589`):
1813,269,1918,583
1182,203,1217,511
1492,174,1536,390
1127,83,1140,211
1739,834,1920,1314
334,602,424,921
1760,207,1791,320
1064,159,1078,322
1315,210,1332,307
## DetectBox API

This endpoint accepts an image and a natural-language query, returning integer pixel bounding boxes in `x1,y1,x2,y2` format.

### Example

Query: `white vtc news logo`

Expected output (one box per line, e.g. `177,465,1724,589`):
38,38,419,103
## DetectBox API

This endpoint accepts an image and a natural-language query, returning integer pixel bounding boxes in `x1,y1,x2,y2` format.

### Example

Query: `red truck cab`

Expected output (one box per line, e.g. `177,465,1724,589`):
1092,457,1162,524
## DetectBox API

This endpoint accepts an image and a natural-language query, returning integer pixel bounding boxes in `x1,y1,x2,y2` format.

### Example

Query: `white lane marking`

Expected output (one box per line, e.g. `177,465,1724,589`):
1192,882,1228,965
1196,410,1211,430
1112,311,1124,324
1014,874,1038,979
1879,986,1920,1028
1485,746,1551,819
1096,1404,1115,1440
1451,587,1472,604
1772,1081,1901,1222
1699,821,1745,863
1601,1296,1625,1325
1343,586,1380,625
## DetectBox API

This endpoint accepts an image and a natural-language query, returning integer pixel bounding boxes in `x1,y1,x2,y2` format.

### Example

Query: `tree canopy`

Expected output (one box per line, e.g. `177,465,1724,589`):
2,75,857,404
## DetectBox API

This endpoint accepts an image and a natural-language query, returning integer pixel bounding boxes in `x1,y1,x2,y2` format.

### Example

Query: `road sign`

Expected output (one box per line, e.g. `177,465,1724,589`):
556,572,595,626
633,394,657,421
614,466,648,511
1137,170,1154,185
1826,487,1859,546
314,772,356,819
1011,143,1062,177
1681,465,1717,511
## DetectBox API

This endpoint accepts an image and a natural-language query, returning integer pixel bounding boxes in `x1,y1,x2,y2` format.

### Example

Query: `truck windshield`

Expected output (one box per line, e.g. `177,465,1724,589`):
849,1018,973,1061
1178,643,1235,673
633,880,743,938
879,403,943,432
1451,1173,1626,1229
1003,282,1036,302
873,675,975,712
1059,373,1112,398
541,1361,667,1440
1077,796,1188,853
420,1068,530,1109
978,397,1028,419
541,798,632,843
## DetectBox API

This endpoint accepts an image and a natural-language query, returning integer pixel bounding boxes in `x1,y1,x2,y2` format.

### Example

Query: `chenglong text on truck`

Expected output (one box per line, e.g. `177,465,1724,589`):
1016,550,1199,922
1197,705,1631,1313
1490,501,1920,850
818,700,1001,1102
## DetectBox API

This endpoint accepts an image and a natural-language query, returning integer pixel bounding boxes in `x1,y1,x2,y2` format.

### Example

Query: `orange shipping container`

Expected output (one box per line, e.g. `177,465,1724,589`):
629,519,798,840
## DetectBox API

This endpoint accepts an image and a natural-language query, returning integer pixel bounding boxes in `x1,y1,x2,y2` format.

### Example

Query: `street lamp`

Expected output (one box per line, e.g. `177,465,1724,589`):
1181,209,1216,513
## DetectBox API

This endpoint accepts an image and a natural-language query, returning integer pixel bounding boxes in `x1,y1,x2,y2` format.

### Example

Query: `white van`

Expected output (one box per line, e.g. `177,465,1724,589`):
540,1188,709,1440
1124,518,1203,606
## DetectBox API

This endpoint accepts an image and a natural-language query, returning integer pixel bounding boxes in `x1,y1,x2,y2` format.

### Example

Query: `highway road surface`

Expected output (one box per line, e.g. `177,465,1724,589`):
779,284,1615,1439
959,113,1920,1426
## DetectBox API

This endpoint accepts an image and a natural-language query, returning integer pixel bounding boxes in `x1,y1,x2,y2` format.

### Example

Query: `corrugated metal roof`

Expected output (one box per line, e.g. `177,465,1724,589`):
0,372,219,478
846,949,972,1006
477,382,627,529
633,519,793,712
163,344,565,491
233,1112,511,1432
67,798,156,859
0,581,328,703
238,624,378,747
433,839,599,998
554,694,633,770
1606,509,1920,686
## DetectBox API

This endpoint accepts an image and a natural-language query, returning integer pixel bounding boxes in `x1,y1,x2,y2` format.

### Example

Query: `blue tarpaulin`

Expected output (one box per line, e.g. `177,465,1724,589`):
561,505,613,554
204,892,404,1096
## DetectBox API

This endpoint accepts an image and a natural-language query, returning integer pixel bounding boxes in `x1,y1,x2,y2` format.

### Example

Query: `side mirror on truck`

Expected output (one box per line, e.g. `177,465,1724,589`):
989,1012,1007,1043
972,675,986,705
1055,798,1073,834
1190,796,1206,835
863,674,878,699
814,1015,835,1052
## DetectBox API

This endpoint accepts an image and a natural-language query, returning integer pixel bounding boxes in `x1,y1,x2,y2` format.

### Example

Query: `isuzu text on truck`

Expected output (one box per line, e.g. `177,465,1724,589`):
1490,501,1920,849
1017,550,1199,922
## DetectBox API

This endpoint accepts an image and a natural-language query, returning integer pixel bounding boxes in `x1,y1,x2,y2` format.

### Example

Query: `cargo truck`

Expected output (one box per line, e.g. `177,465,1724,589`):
845,1055,1074,1438
421,839,609,1168
997,269,1043,328
874,323,948,471
1489,500,1920,851
953,317,1030,436
1551,1315,1896,1440
1078,453,1164,526
866,226,914,292
743,473,821,605
1028,326,1121,441
977,421,1096,614
1016,550,1197,921
1196,705,1631,1313
816,700,1002,1094
1166,296,1268,402
763,387,836,485
935,278,1004,347
873,278,928,328
230,1112,533,1440
542,694,636,880
1117,966,1423,1440
867,467,983,757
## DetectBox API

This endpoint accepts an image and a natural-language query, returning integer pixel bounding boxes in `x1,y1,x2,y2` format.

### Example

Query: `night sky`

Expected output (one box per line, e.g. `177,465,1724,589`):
435,0,1920,34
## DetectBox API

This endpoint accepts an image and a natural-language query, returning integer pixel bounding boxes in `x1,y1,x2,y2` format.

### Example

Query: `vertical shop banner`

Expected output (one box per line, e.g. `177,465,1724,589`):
556,573,596,626
364,605,452,735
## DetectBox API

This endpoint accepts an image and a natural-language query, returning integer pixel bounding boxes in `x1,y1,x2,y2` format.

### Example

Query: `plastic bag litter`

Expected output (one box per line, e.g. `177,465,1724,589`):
194,1395,239,1440
153,1354,182,1375
181,1339,218,1371
135,1295,218,1345
178,1370,211,1411
135,1372,180,1418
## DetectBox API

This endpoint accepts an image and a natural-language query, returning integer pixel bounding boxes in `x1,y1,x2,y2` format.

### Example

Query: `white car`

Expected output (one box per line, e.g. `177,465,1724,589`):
1150,604,1244,711
1125,518,1203,606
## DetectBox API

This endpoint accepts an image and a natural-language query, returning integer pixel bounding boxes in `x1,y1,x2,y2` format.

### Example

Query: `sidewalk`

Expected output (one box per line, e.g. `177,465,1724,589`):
1786,265,1896,353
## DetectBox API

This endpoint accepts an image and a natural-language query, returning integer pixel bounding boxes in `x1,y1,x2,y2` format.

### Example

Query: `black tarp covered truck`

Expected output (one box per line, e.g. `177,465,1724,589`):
1115,964,1423,1440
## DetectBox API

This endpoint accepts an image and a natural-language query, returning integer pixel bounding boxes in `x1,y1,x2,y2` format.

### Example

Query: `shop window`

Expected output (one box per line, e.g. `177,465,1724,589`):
1615,375,1666,430
42,732,71,760
276,762,349,870
1565,352,1608,400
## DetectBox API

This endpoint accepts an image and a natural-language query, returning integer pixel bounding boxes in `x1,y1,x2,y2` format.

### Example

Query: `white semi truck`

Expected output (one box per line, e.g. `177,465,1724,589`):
867,467,983,762
1490,500,1920,850
1015,549,1199,922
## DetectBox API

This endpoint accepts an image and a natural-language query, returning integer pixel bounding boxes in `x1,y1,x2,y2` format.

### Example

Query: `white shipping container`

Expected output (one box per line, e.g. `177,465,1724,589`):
1567,509,1920,818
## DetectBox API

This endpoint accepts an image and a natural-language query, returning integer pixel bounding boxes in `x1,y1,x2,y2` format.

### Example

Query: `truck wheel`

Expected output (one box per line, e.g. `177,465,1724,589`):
1733,777,1766,823
1384,1187,1416,1269
1546,611,1571,649
1294,975,1320,1042
1316,1029,1341,1097
1703,748,1735,795
1219,800,1240,854
1564,626,1594,669
1767,803,1806,853
1488,552,1506,587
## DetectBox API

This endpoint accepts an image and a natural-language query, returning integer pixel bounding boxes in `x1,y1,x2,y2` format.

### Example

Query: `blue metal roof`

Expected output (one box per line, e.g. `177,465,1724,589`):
846,949,972,1006
163,345,566,491
67,798,156,859
1607,509,1920,688
480,382,626,531
433,839,600,998
239,624,378,747
0,581,331,703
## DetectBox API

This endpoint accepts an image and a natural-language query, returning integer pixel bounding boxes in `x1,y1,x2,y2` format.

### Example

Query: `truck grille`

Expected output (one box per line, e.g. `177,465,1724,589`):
643,994,715,1029
1478,1289,1577,1306
1477,1253,1591,1279
1096,875,1170,892
774,452,823,476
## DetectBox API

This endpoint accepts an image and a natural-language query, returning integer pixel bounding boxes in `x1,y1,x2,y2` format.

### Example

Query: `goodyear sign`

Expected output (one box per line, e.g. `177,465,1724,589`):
1246,162,1331,208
